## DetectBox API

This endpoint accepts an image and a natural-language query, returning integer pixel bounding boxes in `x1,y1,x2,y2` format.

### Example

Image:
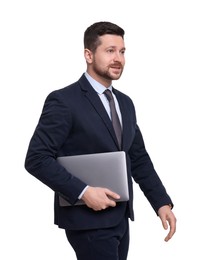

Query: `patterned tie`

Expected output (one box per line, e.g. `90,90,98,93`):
104,89,122,149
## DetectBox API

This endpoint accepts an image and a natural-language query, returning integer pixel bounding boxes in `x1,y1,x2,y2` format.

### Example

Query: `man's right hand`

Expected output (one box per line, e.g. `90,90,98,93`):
81,186,120,211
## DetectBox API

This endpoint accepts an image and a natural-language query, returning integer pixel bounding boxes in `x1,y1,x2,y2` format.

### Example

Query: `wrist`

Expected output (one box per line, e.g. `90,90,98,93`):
168,204,173,209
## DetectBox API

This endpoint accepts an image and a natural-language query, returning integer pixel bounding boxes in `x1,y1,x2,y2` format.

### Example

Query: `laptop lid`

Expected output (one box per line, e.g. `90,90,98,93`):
57,151,129,206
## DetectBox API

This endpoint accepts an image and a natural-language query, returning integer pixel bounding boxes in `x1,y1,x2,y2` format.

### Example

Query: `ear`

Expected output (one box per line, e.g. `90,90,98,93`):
84,48,93,64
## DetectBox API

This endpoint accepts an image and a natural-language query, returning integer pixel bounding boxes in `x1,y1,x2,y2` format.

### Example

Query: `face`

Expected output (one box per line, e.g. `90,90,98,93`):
85,34,126,87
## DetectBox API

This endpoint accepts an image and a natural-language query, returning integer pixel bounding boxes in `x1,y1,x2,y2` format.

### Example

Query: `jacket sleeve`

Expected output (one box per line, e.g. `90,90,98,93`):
24,90,87,205
129,125,173,214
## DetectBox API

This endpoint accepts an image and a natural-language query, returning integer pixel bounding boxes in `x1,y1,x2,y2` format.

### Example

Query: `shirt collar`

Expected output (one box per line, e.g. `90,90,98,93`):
85,72,112,94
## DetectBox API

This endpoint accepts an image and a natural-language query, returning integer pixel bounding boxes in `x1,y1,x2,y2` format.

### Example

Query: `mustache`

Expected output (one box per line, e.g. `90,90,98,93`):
110,62,123,68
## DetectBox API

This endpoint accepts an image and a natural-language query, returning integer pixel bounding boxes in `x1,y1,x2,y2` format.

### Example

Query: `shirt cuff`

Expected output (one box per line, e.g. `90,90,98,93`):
78,185,89,199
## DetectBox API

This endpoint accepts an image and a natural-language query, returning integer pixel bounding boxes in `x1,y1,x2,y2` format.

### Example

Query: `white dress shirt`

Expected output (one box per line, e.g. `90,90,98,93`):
85,72,123,126
78,72,123,199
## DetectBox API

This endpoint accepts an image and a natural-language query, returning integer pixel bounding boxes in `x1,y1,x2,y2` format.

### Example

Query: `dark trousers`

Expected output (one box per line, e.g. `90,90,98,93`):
65,217,129,260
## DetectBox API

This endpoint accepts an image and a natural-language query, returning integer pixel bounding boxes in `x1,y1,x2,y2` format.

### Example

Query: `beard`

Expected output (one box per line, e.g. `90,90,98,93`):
92,61,124,81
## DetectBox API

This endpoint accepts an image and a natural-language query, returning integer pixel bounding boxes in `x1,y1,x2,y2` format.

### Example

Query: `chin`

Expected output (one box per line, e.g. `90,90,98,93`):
111,74,122,80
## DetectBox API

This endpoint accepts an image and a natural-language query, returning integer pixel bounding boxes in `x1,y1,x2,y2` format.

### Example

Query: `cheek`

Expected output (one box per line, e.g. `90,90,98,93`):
95,53,110,65
95,57,109,69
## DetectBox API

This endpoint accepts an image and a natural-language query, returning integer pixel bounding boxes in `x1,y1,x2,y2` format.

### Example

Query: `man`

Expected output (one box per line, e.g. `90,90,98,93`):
25,21,176,260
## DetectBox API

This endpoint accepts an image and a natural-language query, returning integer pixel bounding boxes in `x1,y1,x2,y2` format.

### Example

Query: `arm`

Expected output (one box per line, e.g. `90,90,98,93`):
24,90,86,204
129,125,174,212
129,125,176,240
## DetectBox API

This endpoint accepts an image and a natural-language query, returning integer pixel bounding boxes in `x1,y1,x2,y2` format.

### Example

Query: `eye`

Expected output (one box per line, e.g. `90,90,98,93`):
120,49,125,55
107,48,114,53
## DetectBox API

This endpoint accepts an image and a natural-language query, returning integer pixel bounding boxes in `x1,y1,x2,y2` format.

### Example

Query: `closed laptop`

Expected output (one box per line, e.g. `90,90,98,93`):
57,151,129,206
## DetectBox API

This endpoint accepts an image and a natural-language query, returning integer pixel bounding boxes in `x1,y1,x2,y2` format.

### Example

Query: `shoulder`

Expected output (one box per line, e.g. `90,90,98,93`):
45,76,84,104
45,73,90,101
49,82,79,98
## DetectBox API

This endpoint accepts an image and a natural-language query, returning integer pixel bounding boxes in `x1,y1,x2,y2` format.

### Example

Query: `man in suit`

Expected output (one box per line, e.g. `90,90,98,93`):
24,21,176,260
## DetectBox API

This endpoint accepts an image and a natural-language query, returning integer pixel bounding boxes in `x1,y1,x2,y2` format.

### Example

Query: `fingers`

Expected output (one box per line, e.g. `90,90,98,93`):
104,188,120,200
164,231,173,242
160,218,170,241
100,188,120,208
164,217,176,242
81,186,120,211
158,205,177,242
164,225,175,242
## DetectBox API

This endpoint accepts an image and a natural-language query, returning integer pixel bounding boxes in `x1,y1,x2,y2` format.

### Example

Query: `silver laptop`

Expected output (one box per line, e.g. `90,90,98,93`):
57,151,129,206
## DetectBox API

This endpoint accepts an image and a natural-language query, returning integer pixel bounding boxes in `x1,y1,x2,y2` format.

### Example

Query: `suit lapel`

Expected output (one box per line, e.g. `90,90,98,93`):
79,75,120,149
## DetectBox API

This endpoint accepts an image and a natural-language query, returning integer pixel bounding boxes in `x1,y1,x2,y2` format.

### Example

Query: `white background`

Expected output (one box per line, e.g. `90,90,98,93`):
1,0,202,259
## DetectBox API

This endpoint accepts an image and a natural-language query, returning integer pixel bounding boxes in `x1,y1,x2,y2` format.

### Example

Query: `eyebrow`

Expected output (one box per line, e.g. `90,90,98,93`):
107,46,126,51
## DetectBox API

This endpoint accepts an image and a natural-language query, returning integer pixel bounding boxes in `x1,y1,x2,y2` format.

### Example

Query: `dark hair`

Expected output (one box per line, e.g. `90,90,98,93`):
84,21,125,52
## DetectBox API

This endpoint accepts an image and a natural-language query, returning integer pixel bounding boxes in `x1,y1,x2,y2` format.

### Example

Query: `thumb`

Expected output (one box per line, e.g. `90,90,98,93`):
161,219,168,230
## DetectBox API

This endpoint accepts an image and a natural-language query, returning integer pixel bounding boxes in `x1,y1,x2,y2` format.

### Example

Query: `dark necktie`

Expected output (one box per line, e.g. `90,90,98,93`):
104,89,122,149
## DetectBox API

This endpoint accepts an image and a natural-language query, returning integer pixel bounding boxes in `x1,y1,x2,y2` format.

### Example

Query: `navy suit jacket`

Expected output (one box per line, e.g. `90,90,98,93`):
25,74,173,230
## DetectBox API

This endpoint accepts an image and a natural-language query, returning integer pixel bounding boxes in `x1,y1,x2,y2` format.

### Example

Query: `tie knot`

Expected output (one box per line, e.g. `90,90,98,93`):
104,89,113,102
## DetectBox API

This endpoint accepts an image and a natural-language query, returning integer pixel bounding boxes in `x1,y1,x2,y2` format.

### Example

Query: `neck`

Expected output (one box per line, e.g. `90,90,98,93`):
86,70,112,88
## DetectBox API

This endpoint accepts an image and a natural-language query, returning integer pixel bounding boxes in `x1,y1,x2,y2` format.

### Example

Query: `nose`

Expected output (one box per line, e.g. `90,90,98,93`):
113,51,124,63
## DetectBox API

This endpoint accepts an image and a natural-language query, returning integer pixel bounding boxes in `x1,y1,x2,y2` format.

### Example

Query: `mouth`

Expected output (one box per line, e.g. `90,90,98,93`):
111,65,122,71
110,62,123,71
111,64,122,69
110,66,122,75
